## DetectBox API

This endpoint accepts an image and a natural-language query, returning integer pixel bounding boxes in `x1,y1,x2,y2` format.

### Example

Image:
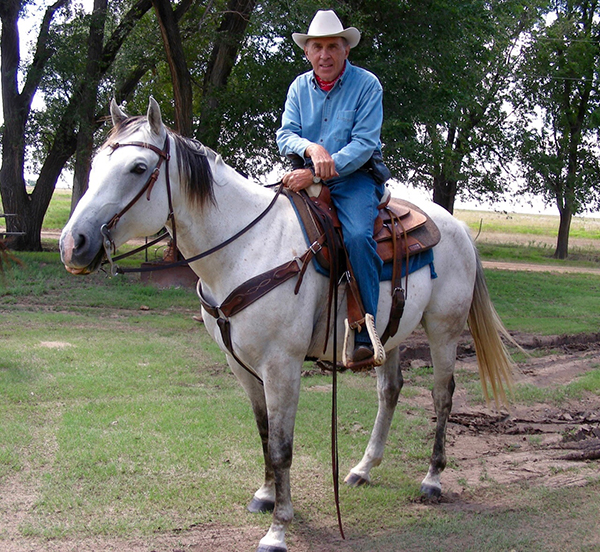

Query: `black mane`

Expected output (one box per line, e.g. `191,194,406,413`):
105,117,215,207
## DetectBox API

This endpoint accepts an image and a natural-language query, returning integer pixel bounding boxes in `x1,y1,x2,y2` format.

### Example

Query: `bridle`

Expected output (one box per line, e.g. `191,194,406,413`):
98,134,285,277
100,135,175,276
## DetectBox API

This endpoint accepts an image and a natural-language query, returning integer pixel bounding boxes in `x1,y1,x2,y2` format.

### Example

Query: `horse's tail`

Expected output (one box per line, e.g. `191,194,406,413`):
467,251,520,408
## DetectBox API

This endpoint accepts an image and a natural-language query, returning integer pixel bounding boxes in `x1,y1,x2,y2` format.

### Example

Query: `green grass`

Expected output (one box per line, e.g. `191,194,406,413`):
485,269,600,334
0,255,599,550
42,188,72,230
456,209,600,241
1,197,600,549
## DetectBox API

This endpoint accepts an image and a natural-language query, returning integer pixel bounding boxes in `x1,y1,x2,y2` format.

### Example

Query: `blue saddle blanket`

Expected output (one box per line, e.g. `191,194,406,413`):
287,195,437,281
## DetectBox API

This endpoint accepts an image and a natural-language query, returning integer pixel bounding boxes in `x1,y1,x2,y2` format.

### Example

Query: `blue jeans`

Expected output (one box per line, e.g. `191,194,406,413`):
328,171,384,344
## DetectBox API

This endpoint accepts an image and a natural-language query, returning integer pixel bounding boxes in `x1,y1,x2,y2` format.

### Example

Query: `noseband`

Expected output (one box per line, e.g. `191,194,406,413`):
100,135,175,275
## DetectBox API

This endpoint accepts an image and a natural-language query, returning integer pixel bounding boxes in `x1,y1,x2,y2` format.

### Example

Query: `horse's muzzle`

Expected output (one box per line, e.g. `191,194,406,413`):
60,228,105,275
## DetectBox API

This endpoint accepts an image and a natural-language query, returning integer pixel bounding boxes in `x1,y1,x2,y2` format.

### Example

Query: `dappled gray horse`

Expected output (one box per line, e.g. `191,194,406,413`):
60,98,514,552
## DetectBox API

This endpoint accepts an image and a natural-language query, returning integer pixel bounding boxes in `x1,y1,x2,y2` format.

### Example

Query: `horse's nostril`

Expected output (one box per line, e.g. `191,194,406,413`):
73,233,86,252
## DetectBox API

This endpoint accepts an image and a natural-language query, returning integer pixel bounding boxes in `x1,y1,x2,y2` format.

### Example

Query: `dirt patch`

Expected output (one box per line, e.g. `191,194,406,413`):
37,341,73,349
404,330,600,502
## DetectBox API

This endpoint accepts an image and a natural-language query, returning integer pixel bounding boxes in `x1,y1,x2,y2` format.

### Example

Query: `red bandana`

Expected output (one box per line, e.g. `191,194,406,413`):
315,63,346,92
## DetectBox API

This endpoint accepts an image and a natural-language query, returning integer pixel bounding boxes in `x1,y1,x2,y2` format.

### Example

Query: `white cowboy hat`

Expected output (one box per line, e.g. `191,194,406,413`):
292,10,361,49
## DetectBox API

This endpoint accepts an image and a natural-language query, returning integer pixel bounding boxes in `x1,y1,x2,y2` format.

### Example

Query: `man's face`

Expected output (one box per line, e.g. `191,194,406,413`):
304,37,350,81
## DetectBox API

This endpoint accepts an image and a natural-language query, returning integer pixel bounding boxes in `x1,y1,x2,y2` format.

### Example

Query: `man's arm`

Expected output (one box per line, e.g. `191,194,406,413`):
276,79,338,189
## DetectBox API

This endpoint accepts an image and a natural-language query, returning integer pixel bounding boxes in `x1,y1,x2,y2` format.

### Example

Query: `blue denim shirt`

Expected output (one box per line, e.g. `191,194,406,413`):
276,62,384,179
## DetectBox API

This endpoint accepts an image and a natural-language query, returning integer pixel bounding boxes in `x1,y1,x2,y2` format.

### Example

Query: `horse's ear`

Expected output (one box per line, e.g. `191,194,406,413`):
147,96,165,137
110,98,128,126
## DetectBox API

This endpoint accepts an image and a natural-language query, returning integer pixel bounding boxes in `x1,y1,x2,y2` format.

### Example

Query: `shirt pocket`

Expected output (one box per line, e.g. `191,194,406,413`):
334,110,356,144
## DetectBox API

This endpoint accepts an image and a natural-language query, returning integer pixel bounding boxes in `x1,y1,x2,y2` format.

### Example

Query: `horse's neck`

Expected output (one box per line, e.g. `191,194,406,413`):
171,156,295,295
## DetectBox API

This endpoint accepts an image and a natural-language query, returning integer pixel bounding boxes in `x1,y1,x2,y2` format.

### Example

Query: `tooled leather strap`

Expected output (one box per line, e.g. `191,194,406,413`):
196,244,320,384
380,207,408,344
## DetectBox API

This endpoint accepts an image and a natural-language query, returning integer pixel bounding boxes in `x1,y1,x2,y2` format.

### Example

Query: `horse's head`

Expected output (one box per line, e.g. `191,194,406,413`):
60,97,173,274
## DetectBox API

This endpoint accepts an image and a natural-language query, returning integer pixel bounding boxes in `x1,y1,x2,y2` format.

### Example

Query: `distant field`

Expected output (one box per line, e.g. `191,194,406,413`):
455,208,600,248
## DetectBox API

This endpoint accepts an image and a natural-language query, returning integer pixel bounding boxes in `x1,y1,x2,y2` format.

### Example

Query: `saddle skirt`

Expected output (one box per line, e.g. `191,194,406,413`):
285,184,441,274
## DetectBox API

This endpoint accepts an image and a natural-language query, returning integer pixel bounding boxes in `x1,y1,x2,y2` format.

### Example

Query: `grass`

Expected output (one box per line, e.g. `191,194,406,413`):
485,269,600,334
42,188,72,230
1,193,600,549
456,209,600,241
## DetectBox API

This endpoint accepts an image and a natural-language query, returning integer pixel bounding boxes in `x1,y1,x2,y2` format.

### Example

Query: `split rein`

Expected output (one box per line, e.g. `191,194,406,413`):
99,137,346,538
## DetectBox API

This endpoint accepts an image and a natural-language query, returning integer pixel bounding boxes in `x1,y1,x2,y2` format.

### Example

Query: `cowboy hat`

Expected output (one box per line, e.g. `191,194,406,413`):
292,10,361,49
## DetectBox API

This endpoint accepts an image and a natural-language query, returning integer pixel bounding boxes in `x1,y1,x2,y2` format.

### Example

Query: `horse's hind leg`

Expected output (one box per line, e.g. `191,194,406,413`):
419,318,463,498
345,347,402,486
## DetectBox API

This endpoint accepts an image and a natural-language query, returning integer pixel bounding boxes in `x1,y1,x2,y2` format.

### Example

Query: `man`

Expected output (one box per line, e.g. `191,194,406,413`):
276,9,390,368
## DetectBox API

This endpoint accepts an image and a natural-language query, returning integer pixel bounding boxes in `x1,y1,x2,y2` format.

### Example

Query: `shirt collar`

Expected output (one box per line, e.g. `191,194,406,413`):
311,61,352,91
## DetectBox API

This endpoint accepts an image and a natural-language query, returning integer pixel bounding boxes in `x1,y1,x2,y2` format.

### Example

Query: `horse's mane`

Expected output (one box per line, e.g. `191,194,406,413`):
105,116,215,207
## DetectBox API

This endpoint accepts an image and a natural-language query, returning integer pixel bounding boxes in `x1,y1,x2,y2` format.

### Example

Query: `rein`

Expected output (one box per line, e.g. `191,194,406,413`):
97,136,346,536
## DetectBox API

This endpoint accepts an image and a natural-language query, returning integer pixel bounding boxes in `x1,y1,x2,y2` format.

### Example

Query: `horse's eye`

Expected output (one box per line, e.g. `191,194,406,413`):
131,163,147,174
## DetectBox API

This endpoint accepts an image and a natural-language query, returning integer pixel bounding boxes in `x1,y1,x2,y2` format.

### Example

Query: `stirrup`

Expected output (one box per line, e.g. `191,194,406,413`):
343,314,386,371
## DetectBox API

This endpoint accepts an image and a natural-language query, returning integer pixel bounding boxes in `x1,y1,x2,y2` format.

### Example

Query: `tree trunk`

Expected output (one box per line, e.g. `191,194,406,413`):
197,0,256,147
554,205,572,259
71,0,108,214
0,0,37,249
432,175,457,214
152,0,193,136
1,0,154,250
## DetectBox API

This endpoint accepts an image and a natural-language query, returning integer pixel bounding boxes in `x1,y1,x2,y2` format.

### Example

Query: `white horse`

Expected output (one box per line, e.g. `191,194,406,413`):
60,98,514,552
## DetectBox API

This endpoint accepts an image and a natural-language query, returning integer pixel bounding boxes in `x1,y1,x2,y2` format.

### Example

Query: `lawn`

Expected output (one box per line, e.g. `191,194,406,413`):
1,192,599,551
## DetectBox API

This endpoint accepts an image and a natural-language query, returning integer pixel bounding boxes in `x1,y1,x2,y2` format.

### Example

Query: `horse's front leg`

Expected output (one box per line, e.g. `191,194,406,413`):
255,363,301,552
345,347,402,486
231,362,276,514
230,354,301,552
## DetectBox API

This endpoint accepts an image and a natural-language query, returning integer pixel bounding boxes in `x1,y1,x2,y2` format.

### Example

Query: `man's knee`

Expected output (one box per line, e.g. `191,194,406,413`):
343,226,373,251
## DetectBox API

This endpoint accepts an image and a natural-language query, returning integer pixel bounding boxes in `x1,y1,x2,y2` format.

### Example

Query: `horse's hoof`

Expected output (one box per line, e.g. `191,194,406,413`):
344,472,369,487
420,482,442,499
247,496,275,513
256,546,286,552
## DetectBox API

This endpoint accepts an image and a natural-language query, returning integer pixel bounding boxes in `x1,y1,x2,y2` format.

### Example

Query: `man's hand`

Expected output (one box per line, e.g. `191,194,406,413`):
305,144,339,180
282,169,314,193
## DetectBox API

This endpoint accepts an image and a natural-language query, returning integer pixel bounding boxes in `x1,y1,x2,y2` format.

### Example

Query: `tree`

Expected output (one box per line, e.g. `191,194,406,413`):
151,0,193,136
197,0,257,148
365,0,544,214
512,0,600,258
0,0,69,251
0,0,157,249
71,0,109,212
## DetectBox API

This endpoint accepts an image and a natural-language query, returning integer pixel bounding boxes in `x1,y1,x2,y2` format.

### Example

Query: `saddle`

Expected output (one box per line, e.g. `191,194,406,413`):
286,184,440,345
